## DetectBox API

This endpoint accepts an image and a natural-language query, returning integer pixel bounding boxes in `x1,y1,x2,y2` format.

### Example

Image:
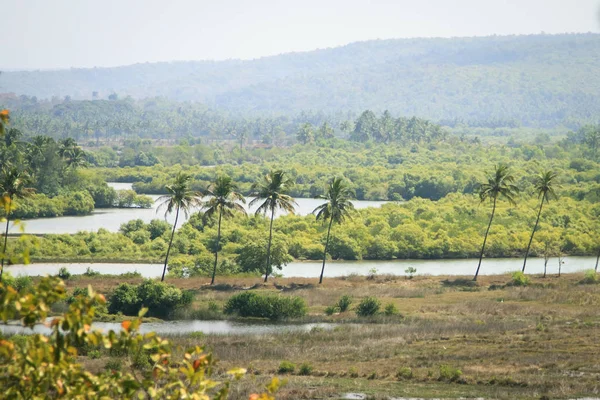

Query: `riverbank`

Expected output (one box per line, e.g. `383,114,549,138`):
62,272,600,399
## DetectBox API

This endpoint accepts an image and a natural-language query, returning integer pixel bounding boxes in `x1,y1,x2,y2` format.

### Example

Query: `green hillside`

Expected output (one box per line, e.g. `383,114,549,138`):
2,34,600,127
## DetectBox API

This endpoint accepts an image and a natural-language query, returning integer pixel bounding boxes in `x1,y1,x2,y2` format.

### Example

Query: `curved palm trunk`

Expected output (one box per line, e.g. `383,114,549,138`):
264,207,275,283
543,258,548,278
595,247,599,273
522,196,545,273
473,197,497,281
210,208,223,285
161,205,180,282
0,211,10,283
319,217,334,284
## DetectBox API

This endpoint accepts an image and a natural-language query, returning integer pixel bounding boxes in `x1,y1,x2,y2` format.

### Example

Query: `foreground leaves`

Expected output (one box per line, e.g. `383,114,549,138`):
0,276,275,399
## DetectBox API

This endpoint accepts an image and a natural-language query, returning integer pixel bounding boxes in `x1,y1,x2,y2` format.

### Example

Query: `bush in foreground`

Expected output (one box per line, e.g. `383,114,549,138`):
0,276,279,399
224,292,307,320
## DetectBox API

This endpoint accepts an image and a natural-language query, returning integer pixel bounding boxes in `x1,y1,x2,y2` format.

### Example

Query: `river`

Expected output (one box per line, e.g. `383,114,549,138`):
5,256,597,278
8,182,386,234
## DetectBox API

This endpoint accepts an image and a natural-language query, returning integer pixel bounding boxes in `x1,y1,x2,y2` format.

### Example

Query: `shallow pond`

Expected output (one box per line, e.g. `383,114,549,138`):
0,319,336,336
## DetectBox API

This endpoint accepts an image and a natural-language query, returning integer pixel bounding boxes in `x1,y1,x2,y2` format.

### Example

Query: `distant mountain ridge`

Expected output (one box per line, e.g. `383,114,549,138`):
2,33,600,127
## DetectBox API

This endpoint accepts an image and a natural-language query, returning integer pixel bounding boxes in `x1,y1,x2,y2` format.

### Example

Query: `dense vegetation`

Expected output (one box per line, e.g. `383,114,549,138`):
94,125,600,203
14,194,598,271
3,34,600,128
0,112,151,219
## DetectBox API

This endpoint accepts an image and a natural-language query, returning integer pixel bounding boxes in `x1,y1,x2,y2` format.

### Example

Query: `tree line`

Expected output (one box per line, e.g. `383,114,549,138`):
151,166,598,285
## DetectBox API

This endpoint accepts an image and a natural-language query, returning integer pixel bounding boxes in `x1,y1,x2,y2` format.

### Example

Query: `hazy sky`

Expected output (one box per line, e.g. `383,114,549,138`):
3,0,599,70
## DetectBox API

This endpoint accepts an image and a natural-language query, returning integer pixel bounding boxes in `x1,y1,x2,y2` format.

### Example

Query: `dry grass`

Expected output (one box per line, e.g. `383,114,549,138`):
69,272,600,399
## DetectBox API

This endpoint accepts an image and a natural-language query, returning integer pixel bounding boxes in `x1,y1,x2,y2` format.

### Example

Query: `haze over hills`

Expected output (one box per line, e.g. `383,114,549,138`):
2,33,600,127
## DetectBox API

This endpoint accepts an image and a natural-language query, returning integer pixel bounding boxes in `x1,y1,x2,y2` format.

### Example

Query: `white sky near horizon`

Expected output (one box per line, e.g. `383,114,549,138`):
2,0,600,70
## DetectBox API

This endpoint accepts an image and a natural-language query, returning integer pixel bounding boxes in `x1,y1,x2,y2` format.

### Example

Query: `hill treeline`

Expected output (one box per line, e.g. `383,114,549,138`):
2,97,447,146
2,34,600,128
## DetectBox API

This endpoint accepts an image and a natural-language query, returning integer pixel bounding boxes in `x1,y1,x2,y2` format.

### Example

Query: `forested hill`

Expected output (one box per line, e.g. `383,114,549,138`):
2,33,600,127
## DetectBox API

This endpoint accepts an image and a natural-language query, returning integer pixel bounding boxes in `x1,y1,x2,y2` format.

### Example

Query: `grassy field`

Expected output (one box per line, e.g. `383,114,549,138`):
68,272,600,399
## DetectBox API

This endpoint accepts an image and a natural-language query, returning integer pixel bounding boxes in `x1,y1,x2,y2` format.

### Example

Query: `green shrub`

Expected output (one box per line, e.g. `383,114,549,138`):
67,287,89,304
324,305,339,315
108,283,140,316
336,295,352,312
581,269,599,284
298,363,313,376
12,276,33,292
384,303,399,316
104,358,122,372
348,367,359,378
88,350,101,359
108,280,192,318
278,361,296,374
355,296,381,317
405,266,417,279
57,267,71,280
188,331,205,340
439,364,462,382
207,301,221,313
2,274,34,293
223,292,307,320
396,366,413,380
510,271,530,286
83,267,101,277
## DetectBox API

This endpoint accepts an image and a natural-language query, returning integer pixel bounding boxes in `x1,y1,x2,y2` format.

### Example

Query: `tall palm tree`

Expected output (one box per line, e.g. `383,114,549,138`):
312,177,355,284
0,167,34,283
157,173,202,282
250,170,296,282
522,170,558,273
473,164,519,281
202,176,246,285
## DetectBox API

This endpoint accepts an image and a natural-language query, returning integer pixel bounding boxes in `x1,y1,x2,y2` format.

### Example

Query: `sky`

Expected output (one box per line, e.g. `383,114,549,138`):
2,0,600,70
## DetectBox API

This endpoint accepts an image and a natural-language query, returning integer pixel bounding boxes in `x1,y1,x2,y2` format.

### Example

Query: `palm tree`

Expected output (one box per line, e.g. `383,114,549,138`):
313,177,355,284
522,170,558,273
0,167,34,283
473,164,519,281
0,109,9,136
64,147,88,169
250,170,296,282
202,176,246,285
157,173,202,282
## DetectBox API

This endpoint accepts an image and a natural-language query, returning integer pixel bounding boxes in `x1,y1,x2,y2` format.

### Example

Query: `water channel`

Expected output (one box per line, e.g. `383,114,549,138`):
8,182,386,234
6,256,597,279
